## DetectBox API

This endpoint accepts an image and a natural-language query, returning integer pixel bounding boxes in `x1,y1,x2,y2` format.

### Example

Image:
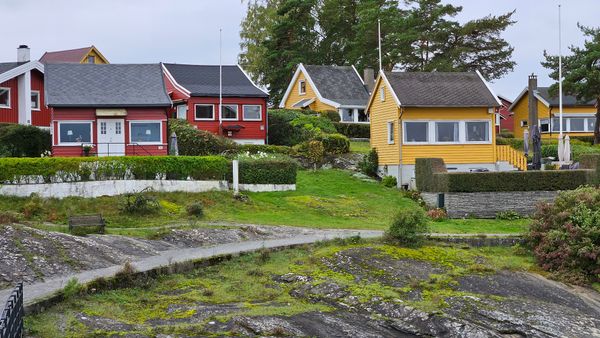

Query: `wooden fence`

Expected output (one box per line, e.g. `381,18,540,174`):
496,145,528,171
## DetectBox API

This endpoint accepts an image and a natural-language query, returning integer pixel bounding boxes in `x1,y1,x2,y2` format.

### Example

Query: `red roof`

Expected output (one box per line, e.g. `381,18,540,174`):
39,46,93,64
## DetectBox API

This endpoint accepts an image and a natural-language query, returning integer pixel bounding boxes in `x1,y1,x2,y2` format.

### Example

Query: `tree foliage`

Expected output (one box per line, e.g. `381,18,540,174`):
239,0,516,104
542,24,600,144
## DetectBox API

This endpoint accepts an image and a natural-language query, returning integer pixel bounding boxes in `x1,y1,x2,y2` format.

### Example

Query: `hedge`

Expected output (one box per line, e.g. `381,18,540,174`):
238,157,297,184
416,157,598,192
0,123,51,157
168,119,236,156
581,154,600,185
319,133,350,154
333,122,370,139
541,144,600,162
236,144,295,156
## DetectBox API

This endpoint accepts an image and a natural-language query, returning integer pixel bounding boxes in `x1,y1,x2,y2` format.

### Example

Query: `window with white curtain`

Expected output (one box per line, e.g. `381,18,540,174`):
435,122,459,142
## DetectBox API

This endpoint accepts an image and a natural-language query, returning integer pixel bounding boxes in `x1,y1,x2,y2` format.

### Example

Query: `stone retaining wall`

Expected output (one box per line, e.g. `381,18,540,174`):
422,191,559,218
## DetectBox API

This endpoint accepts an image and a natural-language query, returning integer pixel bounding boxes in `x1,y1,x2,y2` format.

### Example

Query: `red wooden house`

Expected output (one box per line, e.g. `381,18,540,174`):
162,64,269,144
45,63,172,157
496,95,514,133
0,45,50,128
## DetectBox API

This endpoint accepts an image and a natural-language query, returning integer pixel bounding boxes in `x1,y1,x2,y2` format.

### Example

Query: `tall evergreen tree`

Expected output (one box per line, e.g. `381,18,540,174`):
542,24,600,144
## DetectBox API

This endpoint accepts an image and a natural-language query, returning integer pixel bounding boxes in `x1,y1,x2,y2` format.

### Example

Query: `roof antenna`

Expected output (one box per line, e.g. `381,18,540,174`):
378,19,383,72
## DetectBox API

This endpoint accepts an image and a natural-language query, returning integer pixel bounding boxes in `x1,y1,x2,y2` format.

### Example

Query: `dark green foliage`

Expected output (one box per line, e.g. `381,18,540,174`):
359,148,379,177
168,119,236,156
238,156,298,184
333,122,370,138
541,144,600,162
528,186,600,283
0,123,51,157
267,109,302,145
236,144,294,155
497,131,514,138
70,224,104,236
415,158,447,192
319,133,350,154
382,175,397,188
120,192,161,215
496,211,521,220
320,110,341,122
581,154,600,185
387,208,429,247
186,202,204,218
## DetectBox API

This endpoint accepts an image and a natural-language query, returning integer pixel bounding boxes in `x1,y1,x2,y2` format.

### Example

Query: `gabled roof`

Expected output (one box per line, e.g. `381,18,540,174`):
380,71,501,108
39,46,108,64
162,63,268,98
508,86,597,111
279,64,369,108
45,64,171,108
0,61,44,84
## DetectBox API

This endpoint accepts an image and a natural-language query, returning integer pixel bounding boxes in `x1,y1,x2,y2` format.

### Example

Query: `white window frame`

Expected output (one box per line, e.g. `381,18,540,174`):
434,121,461,144
380,87,385,102
176,104,187,119
401,120,492,145
242,104,262,121
548,115,596,133
31,90,41,111
221,104,239,121
129,120,163,145
0,87,11,109
194,104,215,121
57,121,93,146
387,121,395,144
299,80,306,95
464,120,492,144
403,121,430,145
339,108,370,124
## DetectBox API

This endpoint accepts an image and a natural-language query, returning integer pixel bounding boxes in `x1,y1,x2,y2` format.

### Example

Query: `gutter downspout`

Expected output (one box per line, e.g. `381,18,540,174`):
398,107,404,189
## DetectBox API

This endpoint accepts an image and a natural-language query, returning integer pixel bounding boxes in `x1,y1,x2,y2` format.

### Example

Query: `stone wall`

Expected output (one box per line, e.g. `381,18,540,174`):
422,191,559,218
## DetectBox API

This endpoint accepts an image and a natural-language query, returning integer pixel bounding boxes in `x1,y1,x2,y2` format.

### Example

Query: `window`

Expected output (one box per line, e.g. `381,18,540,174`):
357,109,368,122
243,105,262,121
59,122,92,144
0,88,10,108
115,121,122,135
31,91,40,110
387,121,395,144
570,118,586,132
465,121,490,142
404,122,428,143
176,105,187,119
435,122,459,142
299,80,306,95
194,104,214,120
221,104,238,120
540,119,550,133
130,122,161,143
380,87,385,101
588,118,596,132
87,55,95,64
520,120,528,127
100,122,107,135
341,108,354,122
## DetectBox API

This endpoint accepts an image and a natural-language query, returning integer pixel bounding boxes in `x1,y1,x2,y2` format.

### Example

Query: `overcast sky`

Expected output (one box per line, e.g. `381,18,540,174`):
1,0,598,99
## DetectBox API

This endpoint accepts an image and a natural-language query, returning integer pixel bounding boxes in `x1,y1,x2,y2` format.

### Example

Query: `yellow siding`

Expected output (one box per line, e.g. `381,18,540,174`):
400,107,496,165
283,71,336,112
79,48,109,64
368,77,400,164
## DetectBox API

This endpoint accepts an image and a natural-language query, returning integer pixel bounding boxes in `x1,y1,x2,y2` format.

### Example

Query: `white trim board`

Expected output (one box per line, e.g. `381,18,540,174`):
278,63,341,109
0,61,44,84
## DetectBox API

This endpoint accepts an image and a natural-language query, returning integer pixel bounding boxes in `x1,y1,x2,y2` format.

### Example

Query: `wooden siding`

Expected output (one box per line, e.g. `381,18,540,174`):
0,77,19,124
368,76,400,165
81,49,109,64
283,71,336,112
31,70,51,127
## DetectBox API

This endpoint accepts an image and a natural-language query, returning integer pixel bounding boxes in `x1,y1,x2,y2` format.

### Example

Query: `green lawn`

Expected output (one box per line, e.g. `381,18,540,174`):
350,140,371,154
0,169,529,235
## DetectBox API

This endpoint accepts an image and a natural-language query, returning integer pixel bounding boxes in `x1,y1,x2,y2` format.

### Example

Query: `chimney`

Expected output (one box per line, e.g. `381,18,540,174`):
363,68,375,94
528,73,538,131
17,45,30,62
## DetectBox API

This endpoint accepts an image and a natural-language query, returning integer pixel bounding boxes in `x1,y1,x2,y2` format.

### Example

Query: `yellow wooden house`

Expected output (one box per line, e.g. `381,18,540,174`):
39,46,109,64
368,71,526,188
509,78,597,139
279,64,371,123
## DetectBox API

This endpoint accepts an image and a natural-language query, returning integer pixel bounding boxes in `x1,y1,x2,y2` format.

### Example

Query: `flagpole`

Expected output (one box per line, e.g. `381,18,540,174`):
219,28,223,132
558,4,563,140
378,19,382,71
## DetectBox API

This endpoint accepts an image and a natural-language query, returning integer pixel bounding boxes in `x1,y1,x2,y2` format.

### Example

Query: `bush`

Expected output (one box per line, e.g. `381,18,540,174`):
498,130,514,138
528,186,600,283
402,190,427,208
333,122,371,139
541,144,600,162
581,154,600,185
120,191,161,215
186,202,204,218
22,194,45,219
168,119,236,156
236,144,294,156
0,211,22,224
267,109,337,146
496,210,521,220
0,123,51,158
427,208,447,221
305,140,325,169
387,208,429,247
238,154,298,184
382,175,397,188
267,109,302,146
319,133,350,154
415,158,447,192
320,110,341,122
359,148,379,177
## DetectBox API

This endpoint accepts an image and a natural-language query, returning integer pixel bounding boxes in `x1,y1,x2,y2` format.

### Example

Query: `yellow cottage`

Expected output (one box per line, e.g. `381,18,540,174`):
39,46,109,64
509,75,597,139
368,71,526,188
279,64,371,123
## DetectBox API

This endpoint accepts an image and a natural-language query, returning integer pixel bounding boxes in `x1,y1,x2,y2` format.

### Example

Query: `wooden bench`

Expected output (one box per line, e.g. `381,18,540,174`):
68,214,105,236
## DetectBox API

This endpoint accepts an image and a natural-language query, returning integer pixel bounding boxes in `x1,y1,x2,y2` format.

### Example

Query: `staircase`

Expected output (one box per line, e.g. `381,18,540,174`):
496,145,527,171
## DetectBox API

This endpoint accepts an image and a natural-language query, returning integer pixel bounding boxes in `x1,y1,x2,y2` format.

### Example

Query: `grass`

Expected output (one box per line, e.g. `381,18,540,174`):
350,140,371,154
25,240,537,337
0,169,529,236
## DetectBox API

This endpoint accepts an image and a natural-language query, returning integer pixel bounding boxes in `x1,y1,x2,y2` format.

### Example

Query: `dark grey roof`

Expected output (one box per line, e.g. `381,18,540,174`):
536,87,596,107
304,65,369,106
0,62,26,74
163,64,268,98
45,64,171,107
384,71,500,107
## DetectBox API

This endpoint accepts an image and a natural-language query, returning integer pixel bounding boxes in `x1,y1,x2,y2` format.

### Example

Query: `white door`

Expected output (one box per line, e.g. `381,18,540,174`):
97,119,125,156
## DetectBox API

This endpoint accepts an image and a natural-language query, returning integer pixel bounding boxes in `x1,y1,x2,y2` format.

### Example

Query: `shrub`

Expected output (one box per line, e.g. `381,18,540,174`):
581,154,600,185
319,133,350,154
496,210,521,220
267,109,337,146
402,190,427,209
186,202,204,218
305,140,325,169
238,154,298,184
427,208,447,221
382,175,397,188
359,148,379,177
415,158,447,192
387,208,429,247
236,144,294,156
498,130,514,138
267,109,302,145
168,119,236,156
0,211,21,224
528,186,600,283
22,194,45,219
320,110,341,122
120,191,161,215
0,123,51,158
333,122,371,139
541,144,600,162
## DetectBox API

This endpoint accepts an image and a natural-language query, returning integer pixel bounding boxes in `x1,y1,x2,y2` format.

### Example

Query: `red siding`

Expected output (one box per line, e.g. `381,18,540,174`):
162,73,189,101
498,98,514,133
0,78,19,124
31,70,51,127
